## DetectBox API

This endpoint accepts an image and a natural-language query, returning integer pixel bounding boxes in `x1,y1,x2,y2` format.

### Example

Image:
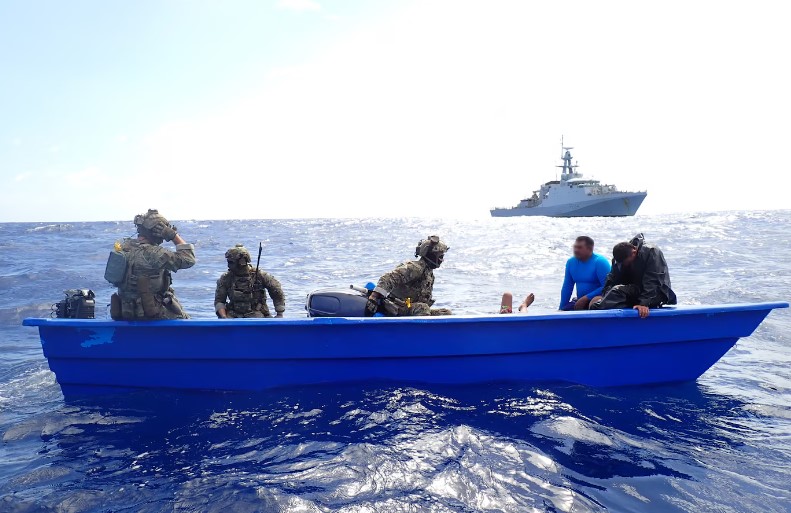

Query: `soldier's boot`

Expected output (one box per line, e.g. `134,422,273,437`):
429,308,452,316
410,302,432,316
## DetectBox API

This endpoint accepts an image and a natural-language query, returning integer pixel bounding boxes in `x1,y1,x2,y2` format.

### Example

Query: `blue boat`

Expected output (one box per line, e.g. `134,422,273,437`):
23,302,787,397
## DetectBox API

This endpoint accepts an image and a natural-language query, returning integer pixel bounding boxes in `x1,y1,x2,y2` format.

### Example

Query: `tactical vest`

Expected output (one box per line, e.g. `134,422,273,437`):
390,265,434,305
226,271,264,315
118,244,171,301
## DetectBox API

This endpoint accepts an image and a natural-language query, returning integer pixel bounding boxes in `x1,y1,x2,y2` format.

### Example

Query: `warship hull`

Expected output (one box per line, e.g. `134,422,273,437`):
491,191,647,218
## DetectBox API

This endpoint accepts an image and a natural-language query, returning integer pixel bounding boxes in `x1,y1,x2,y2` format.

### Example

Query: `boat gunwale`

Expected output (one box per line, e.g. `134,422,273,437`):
22,302,790,328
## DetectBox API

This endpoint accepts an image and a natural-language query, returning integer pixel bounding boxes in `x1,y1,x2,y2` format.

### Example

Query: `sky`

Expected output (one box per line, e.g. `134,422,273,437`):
1,0,789,222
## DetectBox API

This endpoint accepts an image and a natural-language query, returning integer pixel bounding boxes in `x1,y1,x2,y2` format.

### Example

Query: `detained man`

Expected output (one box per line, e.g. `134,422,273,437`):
590,233,677,318
559,236,611,311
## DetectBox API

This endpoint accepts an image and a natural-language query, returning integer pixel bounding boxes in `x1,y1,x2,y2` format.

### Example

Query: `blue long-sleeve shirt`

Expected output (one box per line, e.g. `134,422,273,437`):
559,253,611,309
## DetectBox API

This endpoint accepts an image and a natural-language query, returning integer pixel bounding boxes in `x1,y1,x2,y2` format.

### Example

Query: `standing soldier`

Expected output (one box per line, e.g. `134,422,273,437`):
366,235,452,317
109,209,196,320
215,244,286,318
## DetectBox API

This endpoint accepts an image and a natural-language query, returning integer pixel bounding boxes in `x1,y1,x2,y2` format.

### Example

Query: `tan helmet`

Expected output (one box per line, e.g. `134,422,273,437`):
415,235,449,269
225,244,251,264
133,209,169,243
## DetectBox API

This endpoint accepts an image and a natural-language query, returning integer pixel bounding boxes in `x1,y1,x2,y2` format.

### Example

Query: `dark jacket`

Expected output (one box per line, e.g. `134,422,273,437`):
602,235,677,307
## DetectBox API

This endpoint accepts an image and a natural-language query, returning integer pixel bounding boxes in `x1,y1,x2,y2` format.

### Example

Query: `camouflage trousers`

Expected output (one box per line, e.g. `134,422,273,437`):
226,310,268,319
410,303,452,316
116,293,189,320
379,298,452,317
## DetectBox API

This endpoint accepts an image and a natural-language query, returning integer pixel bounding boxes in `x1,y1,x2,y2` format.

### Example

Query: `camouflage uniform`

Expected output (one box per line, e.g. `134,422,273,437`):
214,267,286,318
374,236,451,316
116,238,196,320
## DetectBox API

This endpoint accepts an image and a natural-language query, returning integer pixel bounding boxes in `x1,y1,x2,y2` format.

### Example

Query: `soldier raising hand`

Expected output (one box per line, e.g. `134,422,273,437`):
109,209,195,320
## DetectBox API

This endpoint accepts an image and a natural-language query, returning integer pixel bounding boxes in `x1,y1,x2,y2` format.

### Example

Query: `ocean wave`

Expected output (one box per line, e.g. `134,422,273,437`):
26,224,74,233
2,211,791,512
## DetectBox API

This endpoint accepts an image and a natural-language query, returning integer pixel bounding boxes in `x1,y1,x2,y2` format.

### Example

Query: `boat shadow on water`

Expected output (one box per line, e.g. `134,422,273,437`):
3,381,782,513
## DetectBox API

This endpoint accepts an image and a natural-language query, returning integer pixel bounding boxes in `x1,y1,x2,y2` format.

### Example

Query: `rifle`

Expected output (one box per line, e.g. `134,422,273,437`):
350,284,412,316
251,241,263,292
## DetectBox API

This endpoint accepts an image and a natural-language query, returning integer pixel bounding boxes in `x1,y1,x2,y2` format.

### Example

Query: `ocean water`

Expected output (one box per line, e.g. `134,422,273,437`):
1,211,790,513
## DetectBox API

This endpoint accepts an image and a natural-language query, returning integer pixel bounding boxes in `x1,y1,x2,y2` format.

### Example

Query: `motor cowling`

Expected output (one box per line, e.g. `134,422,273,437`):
305,288,369,317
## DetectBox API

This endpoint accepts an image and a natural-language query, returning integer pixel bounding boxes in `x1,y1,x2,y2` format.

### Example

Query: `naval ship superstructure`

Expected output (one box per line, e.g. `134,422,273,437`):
490,143,647,217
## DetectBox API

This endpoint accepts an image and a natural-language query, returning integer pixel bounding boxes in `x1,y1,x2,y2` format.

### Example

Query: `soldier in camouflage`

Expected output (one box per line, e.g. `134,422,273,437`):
113,209,196,320
215,244,286,318
366,235,452,317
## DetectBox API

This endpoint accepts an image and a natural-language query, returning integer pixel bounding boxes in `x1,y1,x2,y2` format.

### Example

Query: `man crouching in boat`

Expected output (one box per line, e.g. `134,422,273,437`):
215,244,286,318
590,234,677,318
110,209,195,320
365,235,452,317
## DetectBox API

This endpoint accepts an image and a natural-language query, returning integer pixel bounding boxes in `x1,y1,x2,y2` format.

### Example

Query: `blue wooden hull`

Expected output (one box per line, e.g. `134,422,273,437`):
23,302,788,396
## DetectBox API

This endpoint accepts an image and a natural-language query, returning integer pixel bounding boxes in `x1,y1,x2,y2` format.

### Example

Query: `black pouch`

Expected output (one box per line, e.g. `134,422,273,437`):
136,276,160,318
110,293,122,320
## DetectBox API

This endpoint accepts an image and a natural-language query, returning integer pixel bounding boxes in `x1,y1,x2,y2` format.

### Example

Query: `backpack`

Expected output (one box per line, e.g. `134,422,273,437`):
104,250,128,286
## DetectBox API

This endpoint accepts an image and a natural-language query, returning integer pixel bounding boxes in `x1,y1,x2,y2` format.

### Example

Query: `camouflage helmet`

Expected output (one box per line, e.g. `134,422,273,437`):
415,235,449,268
133,209,169,242
225,244,251,263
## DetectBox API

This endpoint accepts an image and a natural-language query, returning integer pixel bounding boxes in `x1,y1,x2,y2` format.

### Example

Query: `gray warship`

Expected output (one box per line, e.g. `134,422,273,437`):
490,142,647,217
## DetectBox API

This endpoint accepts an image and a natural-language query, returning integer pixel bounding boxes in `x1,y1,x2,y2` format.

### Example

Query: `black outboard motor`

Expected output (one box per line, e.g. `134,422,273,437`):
306,286,370,317
53,289,96,319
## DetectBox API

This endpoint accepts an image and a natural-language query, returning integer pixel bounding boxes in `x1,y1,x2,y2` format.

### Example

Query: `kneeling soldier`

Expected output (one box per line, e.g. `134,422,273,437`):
366,235,452,317
215,244,286,318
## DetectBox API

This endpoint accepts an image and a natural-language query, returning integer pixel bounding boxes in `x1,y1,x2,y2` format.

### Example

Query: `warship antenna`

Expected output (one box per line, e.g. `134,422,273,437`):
557,135,563,179
557,135,576,176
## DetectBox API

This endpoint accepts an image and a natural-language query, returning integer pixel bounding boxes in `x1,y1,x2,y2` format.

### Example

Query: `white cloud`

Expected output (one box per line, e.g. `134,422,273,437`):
47,144,64,153
14,172,32,182
116,135,128,143
11,138,22,146
276,0,321,12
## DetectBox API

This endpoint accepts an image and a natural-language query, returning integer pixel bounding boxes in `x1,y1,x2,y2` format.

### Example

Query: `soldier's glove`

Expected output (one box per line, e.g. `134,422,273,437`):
152,221,178,242
365,298,379,317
